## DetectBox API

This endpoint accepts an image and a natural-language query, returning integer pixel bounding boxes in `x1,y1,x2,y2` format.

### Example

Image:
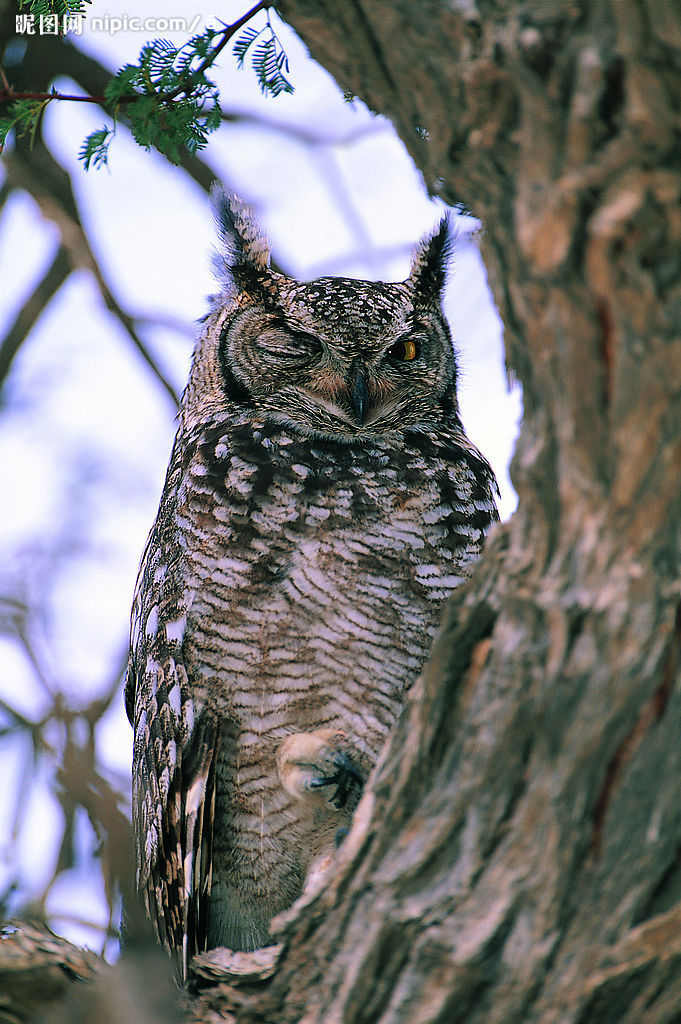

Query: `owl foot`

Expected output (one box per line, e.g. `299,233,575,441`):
308,750,364,809
276,729,364,810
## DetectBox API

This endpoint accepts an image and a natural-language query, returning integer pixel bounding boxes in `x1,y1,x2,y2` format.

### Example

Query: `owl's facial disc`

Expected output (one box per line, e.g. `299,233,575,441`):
292,332,448,436
220,301,455,439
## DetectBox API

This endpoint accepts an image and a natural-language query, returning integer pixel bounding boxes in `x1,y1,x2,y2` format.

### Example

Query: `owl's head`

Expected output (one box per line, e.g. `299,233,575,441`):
183,191,459,441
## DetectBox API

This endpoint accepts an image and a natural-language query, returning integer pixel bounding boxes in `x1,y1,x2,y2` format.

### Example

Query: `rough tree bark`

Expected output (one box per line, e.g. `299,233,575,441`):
3,1,680,1022
186,1,681,1021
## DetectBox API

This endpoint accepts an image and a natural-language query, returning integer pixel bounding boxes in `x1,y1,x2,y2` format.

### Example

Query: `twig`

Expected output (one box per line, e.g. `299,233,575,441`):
220,108,391,147
2,146,182,407
0,87,103,104
97,284,181,407
0,245,72,390
163,1,269,103
83,645,130,725
40,911,119,938
131,312,195,337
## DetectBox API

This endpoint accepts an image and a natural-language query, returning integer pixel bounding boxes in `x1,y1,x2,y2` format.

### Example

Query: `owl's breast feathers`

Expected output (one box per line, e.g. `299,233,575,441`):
126,412,497,970
179,414,498,582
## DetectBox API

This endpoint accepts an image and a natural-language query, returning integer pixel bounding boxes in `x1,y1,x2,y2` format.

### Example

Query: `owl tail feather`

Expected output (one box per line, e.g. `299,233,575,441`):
180,715,219,981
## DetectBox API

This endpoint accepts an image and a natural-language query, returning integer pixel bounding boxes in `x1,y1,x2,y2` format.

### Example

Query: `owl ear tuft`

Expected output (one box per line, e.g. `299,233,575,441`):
408,215,452,300
211,187,271,287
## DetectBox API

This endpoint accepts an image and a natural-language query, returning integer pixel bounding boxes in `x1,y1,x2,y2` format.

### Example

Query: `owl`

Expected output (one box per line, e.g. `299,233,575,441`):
125,192,499,976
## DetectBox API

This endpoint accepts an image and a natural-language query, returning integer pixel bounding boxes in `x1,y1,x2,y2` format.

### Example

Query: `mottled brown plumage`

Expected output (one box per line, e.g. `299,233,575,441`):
125,192,498,975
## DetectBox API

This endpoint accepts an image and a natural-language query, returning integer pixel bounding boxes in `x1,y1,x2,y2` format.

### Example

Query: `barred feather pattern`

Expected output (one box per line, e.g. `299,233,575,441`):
125,196,499,976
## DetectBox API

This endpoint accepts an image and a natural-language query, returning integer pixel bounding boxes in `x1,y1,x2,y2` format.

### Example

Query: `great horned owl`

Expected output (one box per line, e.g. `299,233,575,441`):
125,192,498,974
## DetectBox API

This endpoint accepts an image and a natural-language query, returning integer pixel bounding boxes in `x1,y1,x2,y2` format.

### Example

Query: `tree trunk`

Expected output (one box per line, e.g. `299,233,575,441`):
188,1,681,1021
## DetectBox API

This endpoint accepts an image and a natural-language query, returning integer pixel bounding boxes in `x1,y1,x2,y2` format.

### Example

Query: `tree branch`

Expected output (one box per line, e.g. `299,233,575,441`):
0,85,103,104
0,244,71,389
2,137,181,406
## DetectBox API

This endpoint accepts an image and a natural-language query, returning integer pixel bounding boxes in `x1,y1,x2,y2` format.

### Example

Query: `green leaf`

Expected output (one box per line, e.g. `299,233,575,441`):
205,103,222,132
233,26,260,68
78,127,112,170
18,0,91,24
103,65,141,104
252,32,294,97
77,13,291,168
191,28,218,59
0,99,47,150
143,39,180,89
0,120,14,149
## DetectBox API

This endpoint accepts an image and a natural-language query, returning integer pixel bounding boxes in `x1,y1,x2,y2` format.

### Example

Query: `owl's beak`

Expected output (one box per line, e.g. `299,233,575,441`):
350,362,368,424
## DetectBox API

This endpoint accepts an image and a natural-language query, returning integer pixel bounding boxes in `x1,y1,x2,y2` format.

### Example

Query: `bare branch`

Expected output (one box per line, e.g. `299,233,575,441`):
2,138,181,406
0,85,104,104
0,243,71,390
221,106,391,147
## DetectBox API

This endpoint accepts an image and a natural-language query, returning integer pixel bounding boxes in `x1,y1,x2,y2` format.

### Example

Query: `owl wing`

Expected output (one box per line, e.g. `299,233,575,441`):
125,512,217,978
450,425,501,509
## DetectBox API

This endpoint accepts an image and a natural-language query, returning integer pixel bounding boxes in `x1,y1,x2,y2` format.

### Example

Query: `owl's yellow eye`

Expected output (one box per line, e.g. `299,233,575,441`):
388,338,419,362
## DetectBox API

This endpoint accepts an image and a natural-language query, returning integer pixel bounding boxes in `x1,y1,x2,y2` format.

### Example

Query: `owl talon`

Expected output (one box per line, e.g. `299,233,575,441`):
277,729,364,808
308,751,364,809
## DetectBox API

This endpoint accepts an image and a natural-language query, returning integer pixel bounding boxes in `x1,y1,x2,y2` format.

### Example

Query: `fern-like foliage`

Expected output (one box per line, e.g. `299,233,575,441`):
233,26,260,67
78,128,112,170
18,0,90,18
0,98,48,150
82,27,224,167
233,12,294,97
1,5,294,168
